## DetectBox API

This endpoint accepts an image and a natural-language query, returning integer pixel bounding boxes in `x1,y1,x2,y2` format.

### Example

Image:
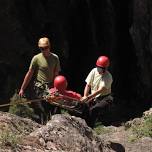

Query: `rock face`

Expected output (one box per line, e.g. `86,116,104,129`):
130,0,152,102
21,115,106,151
99,108,152,152
0,112,115,152
0,0,151,116
0,110,151,151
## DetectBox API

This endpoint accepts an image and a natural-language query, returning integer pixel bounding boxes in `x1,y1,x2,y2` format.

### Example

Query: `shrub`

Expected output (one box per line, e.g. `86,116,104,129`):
94,122,110,135
132,114,152,138
9,92,35,119
0,128,21,149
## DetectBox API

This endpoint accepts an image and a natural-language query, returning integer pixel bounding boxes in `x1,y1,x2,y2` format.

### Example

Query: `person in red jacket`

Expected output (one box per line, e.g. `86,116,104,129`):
48,75,90,125
49,75,82,100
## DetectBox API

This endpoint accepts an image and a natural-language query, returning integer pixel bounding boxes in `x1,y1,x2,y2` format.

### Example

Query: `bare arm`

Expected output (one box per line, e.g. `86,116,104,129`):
81,84,91,101
84,84,91,97
87,87,107,101
82,86,108,102
19,69,34,97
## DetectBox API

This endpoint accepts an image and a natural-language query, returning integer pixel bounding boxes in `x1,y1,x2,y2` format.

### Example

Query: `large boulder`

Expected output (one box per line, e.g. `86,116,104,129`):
0,112,116,151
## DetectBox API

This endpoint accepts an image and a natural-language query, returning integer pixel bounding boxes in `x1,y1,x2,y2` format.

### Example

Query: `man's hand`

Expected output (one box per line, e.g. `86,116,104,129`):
19,89,24,97
80,96,88,102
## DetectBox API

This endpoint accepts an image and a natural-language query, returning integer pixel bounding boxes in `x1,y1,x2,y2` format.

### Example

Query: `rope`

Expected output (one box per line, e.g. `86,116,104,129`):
0,94,82,115
0,98,43,108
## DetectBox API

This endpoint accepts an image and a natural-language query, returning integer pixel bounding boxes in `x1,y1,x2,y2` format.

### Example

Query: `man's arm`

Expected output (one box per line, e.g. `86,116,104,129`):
87,87,107,101
84,84,91,97
19,69,34,97
81,84,91,101
82,86,108,102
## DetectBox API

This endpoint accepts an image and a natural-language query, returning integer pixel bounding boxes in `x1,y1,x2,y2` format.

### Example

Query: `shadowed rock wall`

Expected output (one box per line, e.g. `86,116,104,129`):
0,0,151,114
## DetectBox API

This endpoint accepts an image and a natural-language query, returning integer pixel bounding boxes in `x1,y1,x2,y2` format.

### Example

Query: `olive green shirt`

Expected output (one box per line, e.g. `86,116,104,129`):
29,52,61,83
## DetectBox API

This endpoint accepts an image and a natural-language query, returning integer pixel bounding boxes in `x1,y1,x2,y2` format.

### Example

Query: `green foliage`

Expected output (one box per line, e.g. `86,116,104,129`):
94,122,110,135
132,114,152,139
61,109,69,115
0,128,21,149
127,134,138,143
9,92,35,119
9,104,34,118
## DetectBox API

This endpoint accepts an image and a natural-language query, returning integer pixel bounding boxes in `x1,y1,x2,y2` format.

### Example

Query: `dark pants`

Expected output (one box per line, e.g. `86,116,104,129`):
30,101,61,124
86,95,113,128
70,102,90,118
28,80,61,124
65,99,111,128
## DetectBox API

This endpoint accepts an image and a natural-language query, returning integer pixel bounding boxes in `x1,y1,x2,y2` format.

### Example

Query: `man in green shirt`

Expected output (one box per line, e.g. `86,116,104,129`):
19,37,61,124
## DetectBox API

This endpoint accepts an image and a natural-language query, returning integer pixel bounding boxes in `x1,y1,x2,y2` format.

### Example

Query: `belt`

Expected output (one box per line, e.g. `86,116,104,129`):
35,80,53,87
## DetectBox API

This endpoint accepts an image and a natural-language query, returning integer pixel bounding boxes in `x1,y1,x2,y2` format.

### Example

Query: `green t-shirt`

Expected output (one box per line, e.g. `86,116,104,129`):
29,52,61,83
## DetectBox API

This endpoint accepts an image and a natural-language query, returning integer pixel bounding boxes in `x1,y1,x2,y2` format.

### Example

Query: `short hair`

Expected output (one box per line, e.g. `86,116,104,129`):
38,37,50,47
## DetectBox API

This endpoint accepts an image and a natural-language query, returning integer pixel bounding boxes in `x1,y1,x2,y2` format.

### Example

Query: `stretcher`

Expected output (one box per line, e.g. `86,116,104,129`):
0,92,83,115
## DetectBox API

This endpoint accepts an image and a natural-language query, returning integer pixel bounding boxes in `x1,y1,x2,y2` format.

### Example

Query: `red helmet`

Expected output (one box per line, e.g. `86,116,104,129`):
54,75,67,91
96,56,110,68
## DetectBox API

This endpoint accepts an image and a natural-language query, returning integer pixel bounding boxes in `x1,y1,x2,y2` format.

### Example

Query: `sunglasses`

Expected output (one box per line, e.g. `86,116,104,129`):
39,46,49,51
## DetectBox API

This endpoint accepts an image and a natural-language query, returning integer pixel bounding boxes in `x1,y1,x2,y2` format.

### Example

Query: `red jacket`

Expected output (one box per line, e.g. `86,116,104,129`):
49,88,81,100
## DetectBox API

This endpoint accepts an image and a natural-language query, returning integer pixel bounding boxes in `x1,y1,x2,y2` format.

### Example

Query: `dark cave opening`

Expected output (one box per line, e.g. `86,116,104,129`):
62,0,137,100
59,0,151,123
0,0,151,123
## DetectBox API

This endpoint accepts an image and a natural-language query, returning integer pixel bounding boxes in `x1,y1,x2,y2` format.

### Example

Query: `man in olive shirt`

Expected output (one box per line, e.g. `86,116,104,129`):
19,37,61,124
